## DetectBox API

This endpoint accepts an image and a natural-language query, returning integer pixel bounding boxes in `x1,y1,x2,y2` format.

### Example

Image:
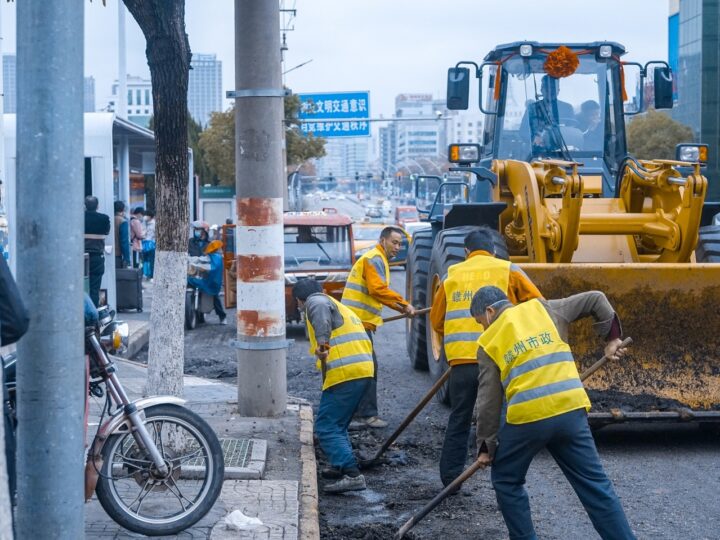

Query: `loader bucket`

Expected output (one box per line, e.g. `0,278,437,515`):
521,263,720,424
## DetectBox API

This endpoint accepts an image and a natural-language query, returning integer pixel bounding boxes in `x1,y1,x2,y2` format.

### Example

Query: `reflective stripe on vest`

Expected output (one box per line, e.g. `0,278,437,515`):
477,299,591,424
341,246,389,327
442,255,511,364
307,296,375,390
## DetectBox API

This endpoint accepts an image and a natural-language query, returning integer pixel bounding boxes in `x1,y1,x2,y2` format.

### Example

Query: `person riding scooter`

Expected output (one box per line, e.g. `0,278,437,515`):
188,221,210,257
187,240,227,325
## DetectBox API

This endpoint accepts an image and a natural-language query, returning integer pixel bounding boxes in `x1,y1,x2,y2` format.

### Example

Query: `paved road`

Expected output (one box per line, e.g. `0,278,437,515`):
285,270,720,540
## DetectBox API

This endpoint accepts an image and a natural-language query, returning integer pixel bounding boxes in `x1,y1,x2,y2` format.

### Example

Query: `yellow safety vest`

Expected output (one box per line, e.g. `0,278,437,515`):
341,246,390,328
477,299,591,424
307,297,375,391
443,255,511,364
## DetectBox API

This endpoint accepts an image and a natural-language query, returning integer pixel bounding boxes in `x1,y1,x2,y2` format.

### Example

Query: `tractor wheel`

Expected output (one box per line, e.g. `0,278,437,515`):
425,226,511,405
696,224,720,262
405,227,434,370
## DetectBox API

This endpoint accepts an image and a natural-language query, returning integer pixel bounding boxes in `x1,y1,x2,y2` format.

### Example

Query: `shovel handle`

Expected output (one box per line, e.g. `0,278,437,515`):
382,306,431,323
395,457,486,539
580,337,633,382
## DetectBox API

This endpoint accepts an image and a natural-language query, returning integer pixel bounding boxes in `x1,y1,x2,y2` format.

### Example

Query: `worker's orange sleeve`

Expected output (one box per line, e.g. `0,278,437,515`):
430,281,447,337
363,258,409,311
507,265,544,304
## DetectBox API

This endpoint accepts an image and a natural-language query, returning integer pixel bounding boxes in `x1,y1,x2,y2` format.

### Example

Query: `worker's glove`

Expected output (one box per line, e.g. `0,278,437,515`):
476,452,493,469
315,344,330,361
604,338,627,361
403,304,417,318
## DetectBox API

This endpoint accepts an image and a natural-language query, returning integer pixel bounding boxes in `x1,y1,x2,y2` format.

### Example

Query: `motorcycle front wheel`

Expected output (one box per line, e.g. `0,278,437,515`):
95,404,224,536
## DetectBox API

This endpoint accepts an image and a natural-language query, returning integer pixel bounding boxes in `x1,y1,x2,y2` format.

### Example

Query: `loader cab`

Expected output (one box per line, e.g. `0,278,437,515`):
447,42,674,198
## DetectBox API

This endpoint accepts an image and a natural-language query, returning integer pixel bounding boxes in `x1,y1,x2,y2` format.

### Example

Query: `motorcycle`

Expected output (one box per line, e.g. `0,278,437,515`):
184,284,215,330
3,302,225,536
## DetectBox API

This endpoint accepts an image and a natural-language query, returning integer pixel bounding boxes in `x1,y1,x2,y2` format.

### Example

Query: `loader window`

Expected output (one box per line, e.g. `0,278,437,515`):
284,225,352,269
497,56,609,161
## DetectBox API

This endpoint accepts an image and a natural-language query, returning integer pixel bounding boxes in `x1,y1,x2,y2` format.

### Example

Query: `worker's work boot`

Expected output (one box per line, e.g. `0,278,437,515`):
364,416,388,428
324,473,367,494
321,466,343,479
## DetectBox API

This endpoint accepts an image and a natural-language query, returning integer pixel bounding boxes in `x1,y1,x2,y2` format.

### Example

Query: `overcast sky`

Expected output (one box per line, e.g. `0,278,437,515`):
1,0,670,118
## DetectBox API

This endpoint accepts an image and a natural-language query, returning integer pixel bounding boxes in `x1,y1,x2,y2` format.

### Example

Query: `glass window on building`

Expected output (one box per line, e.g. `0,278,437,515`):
145,89,150,105
127,90,132,105
136,89,141,105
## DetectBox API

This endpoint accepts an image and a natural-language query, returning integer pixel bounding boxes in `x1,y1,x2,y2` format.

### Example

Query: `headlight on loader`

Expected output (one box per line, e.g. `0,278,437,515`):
676,143,708,164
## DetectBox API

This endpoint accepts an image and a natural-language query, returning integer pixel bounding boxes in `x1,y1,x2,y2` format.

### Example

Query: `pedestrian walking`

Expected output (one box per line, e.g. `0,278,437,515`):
84,196,111,307
130,207,145,268
341,226,415,429
113,201,131,269
293,278,374,494
142,210,156,280
429,228,542,488
470,285,635,540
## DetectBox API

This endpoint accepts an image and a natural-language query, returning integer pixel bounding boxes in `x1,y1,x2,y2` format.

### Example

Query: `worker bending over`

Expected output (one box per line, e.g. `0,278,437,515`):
341,226,415,429
430,228,542,488
293,279,374,494
471,286,635,540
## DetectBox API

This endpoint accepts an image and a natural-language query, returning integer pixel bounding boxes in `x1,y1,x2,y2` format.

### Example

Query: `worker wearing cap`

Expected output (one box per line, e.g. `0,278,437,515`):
341,226,415,429
187,239,227,324
294,278,374,494
470,286,634,540
429,228,542,488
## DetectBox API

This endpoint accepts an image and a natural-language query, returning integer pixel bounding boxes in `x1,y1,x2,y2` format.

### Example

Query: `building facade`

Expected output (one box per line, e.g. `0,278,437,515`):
670,0,720,200
314,137,371,180
188,53,223,127
108,75,153,128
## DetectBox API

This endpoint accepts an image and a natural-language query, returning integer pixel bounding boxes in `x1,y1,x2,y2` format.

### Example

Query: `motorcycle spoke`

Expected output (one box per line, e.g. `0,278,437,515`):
173,446,205,464
126,477,154,515
165,475,196,511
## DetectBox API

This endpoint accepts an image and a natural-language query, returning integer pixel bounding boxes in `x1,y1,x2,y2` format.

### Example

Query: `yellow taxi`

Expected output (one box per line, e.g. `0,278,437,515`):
353,221,410,267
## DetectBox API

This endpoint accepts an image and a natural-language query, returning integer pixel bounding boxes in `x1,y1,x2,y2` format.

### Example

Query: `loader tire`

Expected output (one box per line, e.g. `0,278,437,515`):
426,226,511,405
696,225,720,262
406,227,434,370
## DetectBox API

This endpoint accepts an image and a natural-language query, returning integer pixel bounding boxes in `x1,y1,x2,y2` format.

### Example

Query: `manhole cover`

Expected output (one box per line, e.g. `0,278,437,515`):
183,438,252,469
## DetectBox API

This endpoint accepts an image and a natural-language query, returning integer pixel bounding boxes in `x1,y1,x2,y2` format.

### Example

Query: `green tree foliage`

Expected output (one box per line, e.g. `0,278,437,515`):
627,109,694,160
200,94,326,185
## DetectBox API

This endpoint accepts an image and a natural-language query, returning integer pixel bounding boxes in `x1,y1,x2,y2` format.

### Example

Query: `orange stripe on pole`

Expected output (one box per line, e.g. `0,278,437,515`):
237,310,285,336
236,254,283,282
237,197,283,226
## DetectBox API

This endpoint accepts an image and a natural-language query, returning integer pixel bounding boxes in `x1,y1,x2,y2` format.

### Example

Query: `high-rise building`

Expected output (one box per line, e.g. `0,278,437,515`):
188,54,223,127
3,55,16,114
378,124,396,175
108,75,153,128
84,76,96,112
393,94,448,171
4,54,96,114
669,0,720,199
314,138,371,179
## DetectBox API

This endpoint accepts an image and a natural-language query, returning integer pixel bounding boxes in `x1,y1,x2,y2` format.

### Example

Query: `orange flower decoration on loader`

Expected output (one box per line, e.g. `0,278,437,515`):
543,46,580,79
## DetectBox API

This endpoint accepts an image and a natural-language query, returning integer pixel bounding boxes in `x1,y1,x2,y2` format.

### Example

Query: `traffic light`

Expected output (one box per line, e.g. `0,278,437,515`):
354,172,360,182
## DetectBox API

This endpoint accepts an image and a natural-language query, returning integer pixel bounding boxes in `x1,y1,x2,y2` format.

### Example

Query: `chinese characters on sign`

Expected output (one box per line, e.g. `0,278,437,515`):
297,91,371,138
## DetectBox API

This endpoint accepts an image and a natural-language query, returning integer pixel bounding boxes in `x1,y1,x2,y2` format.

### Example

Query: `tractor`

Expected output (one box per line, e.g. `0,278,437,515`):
405,41,720,425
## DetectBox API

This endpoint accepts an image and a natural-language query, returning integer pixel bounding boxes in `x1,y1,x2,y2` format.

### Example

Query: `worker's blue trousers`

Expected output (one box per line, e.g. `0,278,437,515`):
315,378,370,471
491,408,636,540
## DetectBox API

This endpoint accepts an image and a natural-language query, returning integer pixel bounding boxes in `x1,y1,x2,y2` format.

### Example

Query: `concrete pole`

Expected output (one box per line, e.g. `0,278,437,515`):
16,1,86,538
234,0,287,416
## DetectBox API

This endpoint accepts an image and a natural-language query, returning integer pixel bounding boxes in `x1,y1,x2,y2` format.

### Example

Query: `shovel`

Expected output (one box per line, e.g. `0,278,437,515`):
359,367,452,469
382,306,431,323
394,336,633,539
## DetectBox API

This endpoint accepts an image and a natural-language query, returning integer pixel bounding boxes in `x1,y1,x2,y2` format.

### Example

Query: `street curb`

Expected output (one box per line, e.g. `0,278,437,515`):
298,404,320,540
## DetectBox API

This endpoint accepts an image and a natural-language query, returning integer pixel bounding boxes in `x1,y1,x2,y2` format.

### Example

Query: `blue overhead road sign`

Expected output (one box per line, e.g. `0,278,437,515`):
297,91,370,138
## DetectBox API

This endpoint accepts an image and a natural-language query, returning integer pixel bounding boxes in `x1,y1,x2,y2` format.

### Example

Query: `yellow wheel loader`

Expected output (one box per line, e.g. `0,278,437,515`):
405,41,720,424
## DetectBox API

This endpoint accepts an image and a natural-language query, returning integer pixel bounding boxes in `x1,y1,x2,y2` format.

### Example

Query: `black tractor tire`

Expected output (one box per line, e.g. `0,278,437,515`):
696,224,720,262
405,227,434,370
425,226,511,405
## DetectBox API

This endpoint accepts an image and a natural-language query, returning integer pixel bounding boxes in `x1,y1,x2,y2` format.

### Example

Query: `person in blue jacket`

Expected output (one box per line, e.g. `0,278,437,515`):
188,240,227,324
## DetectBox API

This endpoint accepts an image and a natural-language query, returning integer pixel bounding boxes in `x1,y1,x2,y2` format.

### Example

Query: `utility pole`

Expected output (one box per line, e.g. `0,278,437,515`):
117,1,130,207
16,1,85,538
232,0,287,416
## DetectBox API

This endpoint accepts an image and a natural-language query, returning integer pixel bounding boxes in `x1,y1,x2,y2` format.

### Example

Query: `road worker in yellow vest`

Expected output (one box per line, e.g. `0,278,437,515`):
293,278,375,494
429,228,542,488
341,226,415,429
471,285,635,540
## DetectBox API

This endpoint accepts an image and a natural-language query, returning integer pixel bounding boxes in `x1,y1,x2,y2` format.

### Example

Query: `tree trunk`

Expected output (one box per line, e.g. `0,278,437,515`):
123,0,191,397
